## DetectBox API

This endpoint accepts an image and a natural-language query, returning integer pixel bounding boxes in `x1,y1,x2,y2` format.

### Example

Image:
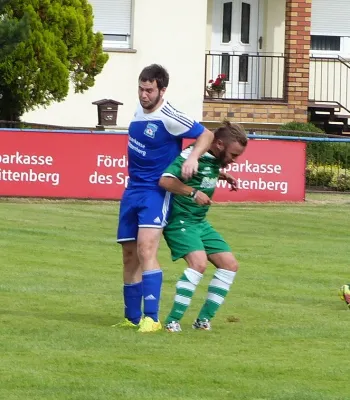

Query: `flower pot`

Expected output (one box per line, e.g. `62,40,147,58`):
206,89,225,99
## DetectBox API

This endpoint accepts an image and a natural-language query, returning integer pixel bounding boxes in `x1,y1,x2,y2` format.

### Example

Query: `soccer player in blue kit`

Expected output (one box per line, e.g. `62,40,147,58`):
116,64,214,332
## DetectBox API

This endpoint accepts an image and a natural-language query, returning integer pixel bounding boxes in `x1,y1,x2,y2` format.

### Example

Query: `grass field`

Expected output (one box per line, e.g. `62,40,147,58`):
1,194,350,400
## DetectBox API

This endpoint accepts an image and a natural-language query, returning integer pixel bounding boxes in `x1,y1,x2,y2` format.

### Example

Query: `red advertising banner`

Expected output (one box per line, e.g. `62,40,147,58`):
0,130,306,202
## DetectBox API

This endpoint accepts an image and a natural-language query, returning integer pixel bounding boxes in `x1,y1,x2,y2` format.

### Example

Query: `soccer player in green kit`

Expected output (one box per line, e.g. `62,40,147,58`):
159,121,248,332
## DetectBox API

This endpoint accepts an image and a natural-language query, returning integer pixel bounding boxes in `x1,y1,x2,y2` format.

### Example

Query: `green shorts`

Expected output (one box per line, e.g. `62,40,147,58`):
163,219,231,261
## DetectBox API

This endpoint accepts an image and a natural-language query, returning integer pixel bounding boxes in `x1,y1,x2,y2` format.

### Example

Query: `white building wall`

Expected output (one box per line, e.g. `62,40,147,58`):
23,0,208,129
263,0,285,55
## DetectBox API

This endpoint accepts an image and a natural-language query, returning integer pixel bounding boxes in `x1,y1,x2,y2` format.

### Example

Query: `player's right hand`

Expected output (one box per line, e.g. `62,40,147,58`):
181,156,198,180
194,191,212,206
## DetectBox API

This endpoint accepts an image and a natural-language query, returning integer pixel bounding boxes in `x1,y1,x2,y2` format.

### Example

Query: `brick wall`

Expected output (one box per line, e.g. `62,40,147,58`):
203,101,303,124
284,0,312,114
202,0,312,125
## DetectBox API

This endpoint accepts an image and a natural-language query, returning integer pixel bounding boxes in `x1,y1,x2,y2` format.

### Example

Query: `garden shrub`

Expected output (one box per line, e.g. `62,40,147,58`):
306,162,350,191
278,122,350,169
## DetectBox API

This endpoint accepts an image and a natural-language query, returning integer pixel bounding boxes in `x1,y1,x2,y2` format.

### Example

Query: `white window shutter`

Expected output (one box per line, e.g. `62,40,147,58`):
89,0,132,36
312,0,350,36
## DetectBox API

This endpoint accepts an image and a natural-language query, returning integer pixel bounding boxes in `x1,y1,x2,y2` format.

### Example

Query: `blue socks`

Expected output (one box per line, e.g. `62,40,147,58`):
123,282,142,324
123,270,163,323
142,269,163,322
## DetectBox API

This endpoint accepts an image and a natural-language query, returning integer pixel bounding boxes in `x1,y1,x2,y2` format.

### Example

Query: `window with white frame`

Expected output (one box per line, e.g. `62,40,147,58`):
89,0,132,49
311,36,340,52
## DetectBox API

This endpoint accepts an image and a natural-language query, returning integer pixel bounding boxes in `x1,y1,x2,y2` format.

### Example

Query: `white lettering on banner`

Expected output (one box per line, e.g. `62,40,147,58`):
115,172,129,188
0,152,59,186
88,172,130,187
0,168,60,186
0,152,53,166
222,160,282,174
219,159,287,194
89,171,113,185
217,178,288,194
96,155,128,168
89,153,129,186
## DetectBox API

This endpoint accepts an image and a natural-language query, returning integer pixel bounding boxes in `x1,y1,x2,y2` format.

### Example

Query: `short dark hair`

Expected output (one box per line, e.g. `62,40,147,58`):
214,120,248,147
139,64,169,90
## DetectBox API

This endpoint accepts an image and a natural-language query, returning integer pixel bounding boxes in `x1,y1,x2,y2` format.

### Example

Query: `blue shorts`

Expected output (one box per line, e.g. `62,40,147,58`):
117,187,172,242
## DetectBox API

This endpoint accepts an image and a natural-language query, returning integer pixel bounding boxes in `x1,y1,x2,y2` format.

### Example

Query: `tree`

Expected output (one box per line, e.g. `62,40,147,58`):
0,0,29,61
0,0,109,120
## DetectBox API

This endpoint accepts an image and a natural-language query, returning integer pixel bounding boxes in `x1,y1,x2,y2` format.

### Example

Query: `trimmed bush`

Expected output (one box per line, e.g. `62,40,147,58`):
306,163,334,187
278,122,350,169
330,173,350,191
278,121,324,134
306,162,350,191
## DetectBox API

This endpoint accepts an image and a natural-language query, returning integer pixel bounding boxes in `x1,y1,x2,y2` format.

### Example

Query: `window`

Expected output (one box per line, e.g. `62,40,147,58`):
311,35,340,51
222,2,232,43
221,53,230,81
239,54,249,82
89,0,132,49
241,3,250,44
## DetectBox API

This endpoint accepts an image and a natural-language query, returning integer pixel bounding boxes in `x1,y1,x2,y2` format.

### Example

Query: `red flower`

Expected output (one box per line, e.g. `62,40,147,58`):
207,73,226,93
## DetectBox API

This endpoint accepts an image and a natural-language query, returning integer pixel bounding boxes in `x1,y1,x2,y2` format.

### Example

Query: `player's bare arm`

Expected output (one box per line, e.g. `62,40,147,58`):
159,176,211,206
219,171,237,191
181,128,214,180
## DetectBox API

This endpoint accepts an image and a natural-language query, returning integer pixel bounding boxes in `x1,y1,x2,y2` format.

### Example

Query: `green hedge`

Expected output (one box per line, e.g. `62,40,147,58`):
277,122,350,169
306,162,350,190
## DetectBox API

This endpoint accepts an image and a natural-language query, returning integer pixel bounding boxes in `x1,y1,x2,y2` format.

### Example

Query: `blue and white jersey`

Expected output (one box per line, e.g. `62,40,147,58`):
127,100,205,188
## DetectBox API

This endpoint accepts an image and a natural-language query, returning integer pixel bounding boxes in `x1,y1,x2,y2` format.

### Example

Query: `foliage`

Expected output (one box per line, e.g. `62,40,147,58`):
207,73,226,92
327,142,350,169
0,0,29,61
306,162,350,191
278,121,325,134
306,163,335,187
278,121,350,169
330,173,350,191
0,0,109,120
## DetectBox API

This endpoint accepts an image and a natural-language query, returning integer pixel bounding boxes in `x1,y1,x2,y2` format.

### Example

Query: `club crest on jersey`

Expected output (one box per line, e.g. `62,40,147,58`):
144,123,158,138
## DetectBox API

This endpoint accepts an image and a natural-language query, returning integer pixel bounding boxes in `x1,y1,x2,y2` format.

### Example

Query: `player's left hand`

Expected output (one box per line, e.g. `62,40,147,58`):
181,156,198,180
222,173,237,191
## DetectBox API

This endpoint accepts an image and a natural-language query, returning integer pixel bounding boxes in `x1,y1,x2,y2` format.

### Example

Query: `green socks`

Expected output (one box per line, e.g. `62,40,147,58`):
165,267,237,324
198,268,236,321
165,268,202,323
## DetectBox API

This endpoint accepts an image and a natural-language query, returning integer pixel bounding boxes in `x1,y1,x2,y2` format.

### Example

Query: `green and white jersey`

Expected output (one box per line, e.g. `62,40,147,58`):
162,146,220,222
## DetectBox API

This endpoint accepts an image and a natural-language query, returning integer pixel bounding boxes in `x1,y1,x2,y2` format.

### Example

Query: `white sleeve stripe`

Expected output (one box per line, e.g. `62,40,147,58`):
161,109,193,129
164,104,194,125
161,173,177,177
165,102,181,113
162,107,194,129
163,105,194,126
165,103,194,124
